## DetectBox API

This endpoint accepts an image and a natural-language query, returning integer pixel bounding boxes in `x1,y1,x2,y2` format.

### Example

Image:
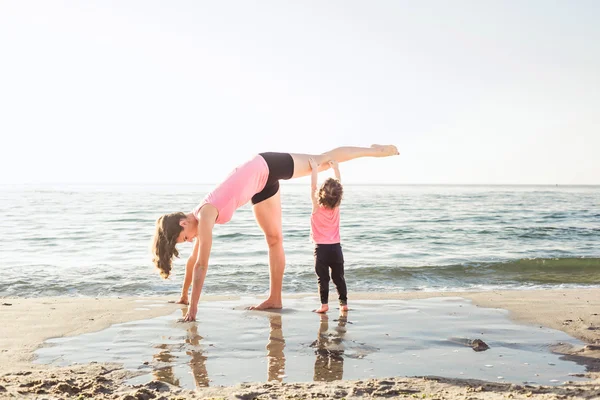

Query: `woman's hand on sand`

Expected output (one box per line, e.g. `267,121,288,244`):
308,157,318,170
182,306,198,322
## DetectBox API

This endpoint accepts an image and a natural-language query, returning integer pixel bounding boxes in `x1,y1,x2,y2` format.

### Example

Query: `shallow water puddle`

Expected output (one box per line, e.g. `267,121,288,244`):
34,297,589,389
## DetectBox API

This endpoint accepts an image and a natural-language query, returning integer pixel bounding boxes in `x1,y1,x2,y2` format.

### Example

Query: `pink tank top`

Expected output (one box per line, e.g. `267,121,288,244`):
193,154,269,224
310,205,341,244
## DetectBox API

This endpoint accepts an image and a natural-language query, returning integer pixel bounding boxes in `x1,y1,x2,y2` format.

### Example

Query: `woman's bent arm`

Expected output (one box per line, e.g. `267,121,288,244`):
178,239,200,304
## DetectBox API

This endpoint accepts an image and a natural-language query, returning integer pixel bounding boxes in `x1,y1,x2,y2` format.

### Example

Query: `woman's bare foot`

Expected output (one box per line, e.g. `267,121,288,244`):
248,299,283,310
340,304,349,311
174,297,189,305
371,144,399,156
313,304,329,313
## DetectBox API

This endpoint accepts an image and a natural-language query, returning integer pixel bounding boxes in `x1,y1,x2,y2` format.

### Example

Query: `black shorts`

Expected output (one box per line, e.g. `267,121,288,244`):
251,152,294,205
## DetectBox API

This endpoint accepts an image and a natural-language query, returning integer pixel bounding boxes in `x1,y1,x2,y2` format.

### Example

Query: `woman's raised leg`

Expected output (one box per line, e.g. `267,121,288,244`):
289,144,399,179
249,190,285,310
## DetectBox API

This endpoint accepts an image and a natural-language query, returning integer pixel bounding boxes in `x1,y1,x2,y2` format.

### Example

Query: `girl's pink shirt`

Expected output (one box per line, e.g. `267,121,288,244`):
310,205,341,244
193,155,269,224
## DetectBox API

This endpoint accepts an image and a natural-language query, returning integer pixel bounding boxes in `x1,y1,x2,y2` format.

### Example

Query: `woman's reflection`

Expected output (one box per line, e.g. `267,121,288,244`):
266,312,286,382
185,322,210,388
312,310,348,381
151,307,210,388
151,343,180,386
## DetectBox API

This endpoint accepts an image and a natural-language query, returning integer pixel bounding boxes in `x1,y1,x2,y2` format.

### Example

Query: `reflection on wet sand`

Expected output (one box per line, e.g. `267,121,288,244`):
186,323,209,387
152,307,209,388
266,313,286,381
313,310,348,382
152,343,180,386
35,298,589,389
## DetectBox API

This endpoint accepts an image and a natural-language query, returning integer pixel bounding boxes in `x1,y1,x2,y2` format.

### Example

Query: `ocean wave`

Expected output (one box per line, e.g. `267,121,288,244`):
349,257,600,284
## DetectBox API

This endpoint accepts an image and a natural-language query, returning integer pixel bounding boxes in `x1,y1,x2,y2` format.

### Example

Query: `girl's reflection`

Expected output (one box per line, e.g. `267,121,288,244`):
312,310,348,381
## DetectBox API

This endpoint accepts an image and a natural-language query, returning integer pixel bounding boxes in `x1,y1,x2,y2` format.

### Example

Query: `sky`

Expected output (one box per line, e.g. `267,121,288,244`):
0,1,598,185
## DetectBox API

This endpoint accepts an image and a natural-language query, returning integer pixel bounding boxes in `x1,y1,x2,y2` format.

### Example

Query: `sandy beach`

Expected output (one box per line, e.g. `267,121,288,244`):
1,289,599,399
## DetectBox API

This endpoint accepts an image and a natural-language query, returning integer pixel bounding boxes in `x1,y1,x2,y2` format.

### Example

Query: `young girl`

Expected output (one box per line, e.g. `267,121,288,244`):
309,158,348,313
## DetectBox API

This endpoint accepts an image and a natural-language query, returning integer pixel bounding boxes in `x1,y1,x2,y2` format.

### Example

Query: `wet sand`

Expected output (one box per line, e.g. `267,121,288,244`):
31,297,591,387
1,289,599,399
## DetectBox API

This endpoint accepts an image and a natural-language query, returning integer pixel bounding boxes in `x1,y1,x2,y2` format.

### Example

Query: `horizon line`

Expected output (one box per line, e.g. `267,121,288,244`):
1,182,598,187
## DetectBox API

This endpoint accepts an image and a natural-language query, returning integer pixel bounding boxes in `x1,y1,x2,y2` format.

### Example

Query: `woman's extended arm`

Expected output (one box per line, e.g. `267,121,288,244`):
183,205,217,322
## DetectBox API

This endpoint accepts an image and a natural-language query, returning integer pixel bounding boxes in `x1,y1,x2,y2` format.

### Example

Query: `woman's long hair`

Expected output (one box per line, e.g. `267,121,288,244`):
151,212,186,278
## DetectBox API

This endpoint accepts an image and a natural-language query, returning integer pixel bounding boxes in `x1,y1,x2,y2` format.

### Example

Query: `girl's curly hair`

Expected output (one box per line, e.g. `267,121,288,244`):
317,178,343,209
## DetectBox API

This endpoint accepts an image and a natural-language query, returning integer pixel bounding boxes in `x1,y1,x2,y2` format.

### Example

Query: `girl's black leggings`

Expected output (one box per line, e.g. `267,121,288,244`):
314,243,347,305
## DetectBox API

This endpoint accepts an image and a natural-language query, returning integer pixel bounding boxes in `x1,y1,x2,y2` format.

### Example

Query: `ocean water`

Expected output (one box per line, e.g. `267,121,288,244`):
0,184,599,298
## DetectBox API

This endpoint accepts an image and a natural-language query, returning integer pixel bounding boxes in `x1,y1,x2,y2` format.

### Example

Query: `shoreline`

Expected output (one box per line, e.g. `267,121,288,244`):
1,289,599,399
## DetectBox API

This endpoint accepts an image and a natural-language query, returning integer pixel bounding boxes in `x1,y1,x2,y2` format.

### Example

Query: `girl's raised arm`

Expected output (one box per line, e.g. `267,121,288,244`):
309,157,319,212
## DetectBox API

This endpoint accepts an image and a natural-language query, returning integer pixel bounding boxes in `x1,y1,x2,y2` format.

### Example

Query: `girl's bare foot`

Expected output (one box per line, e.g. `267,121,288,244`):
371,144,399,156
174,297,189,305
340,304,349,311
314,304,329,313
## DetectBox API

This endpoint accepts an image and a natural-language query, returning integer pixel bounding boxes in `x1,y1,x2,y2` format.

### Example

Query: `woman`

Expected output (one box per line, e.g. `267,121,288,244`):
151,145,399,321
